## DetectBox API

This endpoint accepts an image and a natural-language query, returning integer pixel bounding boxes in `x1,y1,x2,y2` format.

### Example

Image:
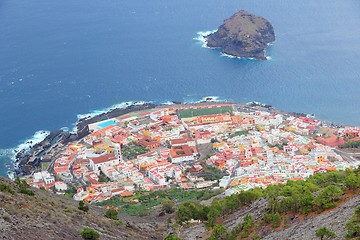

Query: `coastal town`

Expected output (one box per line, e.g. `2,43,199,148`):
23,103,360,203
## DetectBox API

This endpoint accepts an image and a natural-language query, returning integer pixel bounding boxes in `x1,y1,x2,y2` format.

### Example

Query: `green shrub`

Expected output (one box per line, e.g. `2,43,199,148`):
78,201,89,212
162,199,175,214
115,220,123,226
0,183,15,194
164,234,180,240
14,178,30,188
208,224,228,240
104,209,118,220
19,188,35,196
315,227,336,239
81,227,100,240
345,207,360,239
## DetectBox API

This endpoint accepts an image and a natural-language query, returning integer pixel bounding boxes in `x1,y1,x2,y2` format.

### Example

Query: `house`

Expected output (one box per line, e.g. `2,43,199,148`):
171,137,196,147
55,181,68,191
138,137,160,149
89,154,119,173
194,130,212,144
33,171,55,185
170,144,198,163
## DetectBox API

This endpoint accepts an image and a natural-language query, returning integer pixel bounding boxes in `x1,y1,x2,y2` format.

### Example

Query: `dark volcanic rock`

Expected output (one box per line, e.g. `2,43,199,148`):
206,10,275,60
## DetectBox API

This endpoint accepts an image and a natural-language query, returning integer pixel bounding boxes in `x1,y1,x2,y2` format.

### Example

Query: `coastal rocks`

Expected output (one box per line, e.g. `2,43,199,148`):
15,130,63,176
206,10,275,60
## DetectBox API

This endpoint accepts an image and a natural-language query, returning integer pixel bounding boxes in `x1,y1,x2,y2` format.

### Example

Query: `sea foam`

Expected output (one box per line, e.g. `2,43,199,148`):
183,96,229,104
76,101,150,121
0,130,50,177
193,30,217,48
16,130,51,152
195,30,273,60
161,101,176,105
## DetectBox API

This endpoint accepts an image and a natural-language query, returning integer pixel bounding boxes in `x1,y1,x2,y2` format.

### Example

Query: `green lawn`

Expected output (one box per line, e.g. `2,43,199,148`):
177,106,233,119
41,162,49,170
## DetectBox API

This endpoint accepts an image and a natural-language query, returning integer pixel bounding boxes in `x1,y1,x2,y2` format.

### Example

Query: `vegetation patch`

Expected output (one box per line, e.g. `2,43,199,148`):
104,209,118,220
175,168,360,239
121,142,149,160
78,200,89,212
40,162,49,170
194,166,225,181
227,130,249,139
340,140,360,149
0,183,15,194
15,178,35,196
97,188,223,217
81,227,100,240
345,206,360,239
177,106,233,119
315,227,336,240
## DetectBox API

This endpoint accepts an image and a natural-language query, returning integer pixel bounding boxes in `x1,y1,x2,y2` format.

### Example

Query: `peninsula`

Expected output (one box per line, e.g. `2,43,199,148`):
206,10,275,60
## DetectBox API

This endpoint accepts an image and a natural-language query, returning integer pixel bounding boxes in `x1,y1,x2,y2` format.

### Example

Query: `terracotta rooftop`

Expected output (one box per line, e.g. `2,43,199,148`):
91,154,117,164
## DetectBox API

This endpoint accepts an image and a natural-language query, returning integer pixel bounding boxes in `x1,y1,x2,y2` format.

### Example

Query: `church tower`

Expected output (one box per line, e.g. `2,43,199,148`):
114,143,123,162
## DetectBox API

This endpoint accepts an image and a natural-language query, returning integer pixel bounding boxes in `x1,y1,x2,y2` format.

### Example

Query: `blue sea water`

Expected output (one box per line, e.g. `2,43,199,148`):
1,0,360,176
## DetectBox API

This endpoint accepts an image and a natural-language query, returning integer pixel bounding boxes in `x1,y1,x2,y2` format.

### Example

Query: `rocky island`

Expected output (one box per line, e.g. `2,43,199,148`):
206,10,275,60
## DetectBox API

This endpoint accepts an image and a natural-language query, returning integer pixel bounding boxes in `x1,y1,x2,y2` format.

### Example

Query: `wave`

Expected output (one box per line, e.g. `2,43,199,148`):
0,130,50,177
220,52,261,61
193,30,217,48
183,96,230,104
161,101,176,105
220,53,243,59
195,30,273,61
60,127,70,132
16,130,50,151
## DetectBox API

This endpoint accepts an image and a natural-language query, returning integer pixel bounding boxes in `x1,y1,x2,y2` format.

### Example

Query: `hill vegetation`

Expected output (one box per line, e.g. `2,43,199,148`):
340,140,360,149
175,168,360,239
0,168,359,239
0,177,161,240
97,188,223,217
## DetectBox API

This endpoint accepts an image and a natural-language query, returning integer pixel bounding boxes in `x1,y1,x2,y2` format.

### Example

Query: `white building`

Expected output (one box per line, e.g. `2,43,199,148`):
33,171,55,185
55,181,68,191
89,154,120,173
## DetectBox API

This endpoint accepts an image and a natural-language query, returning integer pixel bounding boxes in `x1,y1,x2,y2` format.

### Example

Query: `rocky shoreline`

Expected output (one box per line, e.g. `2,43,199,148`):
14,102,156,177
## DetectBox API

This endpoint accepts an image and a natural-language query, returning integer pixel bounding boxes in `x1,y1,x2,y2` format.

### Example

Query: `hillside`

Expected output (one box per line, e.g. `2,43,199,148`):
175,169,360,240
0,177,161,240
179,195,359,240
1,169,359,240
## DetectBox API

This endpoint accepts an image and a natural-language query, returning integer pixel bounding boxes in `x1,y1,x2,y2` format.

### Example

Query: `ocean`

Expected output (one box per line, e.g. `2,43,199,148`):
1,0,360,176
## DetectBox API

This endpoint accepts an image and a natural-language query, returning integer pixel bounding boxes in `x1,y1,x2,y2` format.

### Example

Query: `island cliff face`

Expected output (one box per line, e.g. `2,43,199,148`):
206,10,275,60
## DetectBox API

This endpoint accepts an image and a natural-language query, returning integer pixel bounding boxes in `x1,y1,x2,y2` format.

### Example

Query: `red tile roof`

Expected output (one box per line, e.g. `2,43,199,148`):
91,154,117,164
